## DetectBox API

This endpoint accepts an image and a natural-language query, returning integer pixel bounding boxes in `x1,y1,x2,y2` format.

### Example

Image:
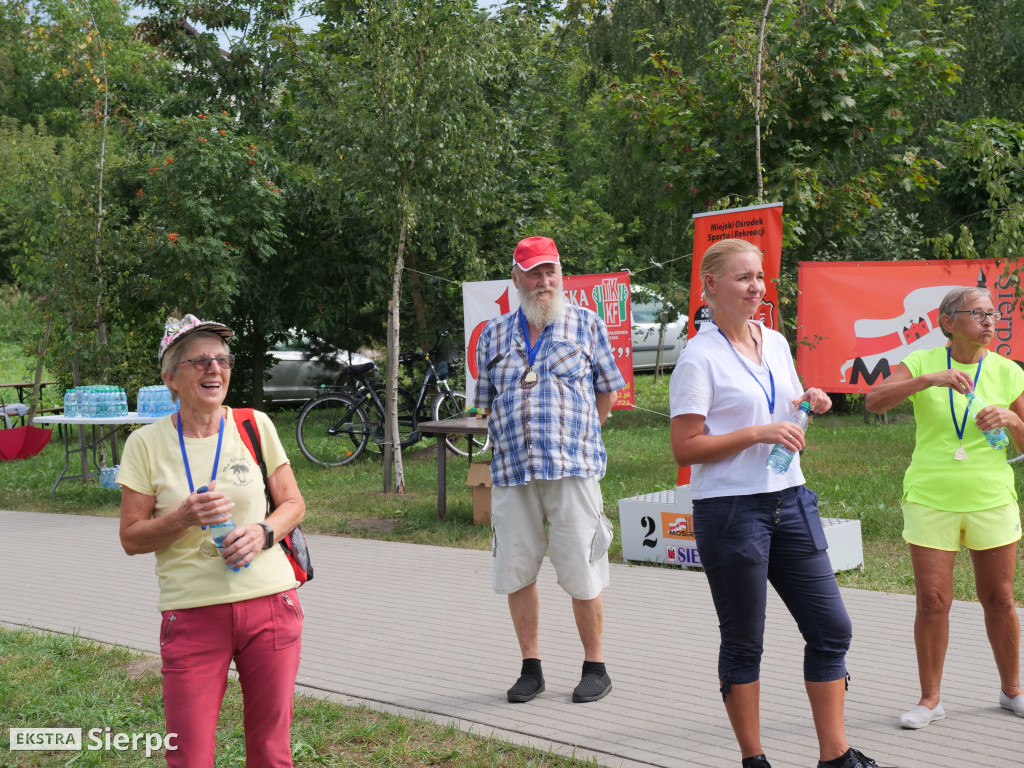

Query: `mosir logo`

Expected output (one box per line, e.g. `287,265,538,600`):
661,511,695,541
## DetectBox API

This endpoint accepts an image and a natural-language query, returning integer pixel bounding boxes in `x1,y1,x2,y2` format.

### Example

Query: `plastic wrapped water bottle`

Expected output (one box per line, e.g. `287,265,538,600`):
63,389,78,418
966,392,1010,450
766,402,812,474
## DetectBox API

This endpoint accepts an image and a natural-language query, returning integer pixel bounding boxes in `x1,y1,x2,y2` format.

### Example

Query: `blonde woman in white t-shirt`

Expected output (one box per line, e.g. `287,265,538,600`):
669,239,892,768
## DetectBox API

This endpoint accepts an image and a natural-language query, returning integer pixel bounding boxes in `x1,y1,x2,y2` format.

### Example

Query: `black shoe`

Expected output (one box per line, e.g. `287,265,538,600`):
507,673,545,703
572,670,612,703
817,748,897,768
742,755,772,768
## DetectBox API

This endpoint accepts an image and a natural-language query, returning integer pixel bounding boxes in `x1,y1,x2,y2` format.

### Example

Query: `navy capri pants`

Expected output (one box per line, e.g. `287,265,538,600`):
693,485,852,696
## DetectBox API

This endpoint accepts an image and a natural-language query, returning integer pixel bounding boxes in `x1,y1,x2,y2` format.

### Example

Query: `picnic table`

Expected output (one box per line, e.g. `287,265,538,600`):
0,380,57,404
32,413,160,498
0,380,60,427
416,416,490,520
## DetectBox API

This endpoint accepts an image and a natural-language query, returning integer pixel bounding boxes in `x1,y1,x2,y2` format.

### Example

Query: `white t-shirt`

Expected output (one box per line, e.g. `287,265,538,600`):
669,321,806,500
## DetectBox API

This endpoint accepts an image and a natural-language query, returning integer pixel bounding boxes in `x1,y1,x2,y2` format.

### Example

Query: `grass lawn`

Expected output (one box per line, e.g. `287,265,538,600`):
0,627,599,767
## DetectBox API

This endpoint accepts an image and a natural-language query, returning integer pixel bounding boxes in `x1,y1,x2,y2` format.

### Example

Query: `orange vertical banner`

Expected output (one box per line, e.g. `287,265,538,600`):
687,202,784,339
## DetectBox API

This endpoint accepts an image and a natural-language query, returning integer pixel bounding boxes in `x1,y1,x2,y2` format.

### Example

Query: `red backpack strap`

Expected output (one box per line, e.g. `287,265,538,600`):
232,407,260,465
231,407,275,517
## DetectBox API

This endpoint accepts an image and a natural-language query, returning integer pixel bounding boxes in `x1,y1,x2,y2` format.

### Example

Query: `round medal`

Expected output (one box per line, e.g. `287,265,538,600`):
199,538,220,558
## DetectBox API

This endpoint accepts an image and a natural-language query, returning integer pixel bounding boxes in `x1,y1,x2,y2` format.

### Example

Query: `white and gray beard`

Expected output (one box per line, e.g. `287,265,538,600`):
518,283,566,329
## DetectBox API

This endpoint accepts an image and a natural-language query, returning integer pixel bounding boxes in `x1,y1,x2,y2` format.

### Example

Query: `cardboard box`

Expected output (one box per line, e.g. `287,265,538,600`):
466,461,493,525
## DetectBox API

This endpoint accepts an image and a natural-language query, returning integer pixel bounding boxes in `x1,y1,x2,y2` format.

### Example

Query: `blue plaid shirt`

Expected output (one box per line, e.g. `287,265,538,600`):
474,304,625,486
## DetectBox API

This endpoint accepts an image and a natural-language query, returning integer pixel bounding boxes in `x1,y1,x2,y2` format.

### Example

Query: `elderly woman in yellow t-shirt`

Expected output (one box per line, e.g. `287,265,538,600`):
118,315,306,767
866,286,1024,729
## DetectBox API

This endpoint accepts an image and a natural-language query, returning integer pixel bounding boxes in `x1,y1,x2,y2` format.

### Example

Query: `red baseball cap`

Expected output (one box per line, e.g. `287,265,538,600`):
513,236,560,271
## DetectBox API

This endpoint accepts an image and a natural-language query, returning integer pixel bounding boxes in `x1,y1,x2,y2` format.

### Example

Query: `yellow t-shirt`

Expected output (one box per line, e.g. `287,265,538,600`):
904,347,1024,511
118,407,298,611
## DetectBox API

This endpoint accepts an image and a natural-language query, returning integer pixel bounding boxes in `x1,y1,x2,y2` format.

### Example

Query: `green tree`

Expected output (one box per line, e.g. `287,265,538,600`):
602,0,964,322
135,0,308,406
930,118,1024,280
5,0,169,390
306,0,516,491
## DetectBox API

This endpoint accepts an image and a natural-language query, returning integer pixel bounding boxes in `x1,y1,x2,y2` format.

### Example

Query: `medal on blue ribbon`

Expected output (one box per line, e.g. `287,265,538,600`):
948,347,983,461
178,413,225,556
518,309,547,389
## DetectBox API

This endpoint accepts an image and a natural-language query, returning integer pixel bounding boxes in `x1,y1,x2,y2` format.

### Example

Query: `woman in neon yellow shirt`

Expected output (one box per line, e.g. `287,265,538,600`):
866,286,1024,729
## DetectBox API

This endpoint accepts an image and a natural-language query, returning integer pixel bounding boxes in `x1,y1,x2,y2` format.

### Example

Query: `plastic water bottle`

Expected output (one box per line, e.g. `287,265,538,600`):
766,402,812,474
63,389,77,418
195,485,232,545
198,485,243,571
966,392,1010,450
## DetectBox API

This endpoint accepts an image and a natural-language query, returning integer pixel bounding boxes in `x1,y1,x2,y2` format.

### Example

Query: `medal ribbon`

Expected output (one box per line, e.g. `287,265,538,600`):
518,308,549,373
177,413,225,493
948,347,983,443
718,327,775,415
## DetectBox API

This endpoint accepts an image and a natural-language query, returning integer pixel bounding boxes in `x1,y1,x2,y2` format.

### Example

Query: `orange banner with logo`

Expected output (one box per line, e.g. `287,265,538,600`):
463,272,635,409
687,202,785,339
796,259,1024,393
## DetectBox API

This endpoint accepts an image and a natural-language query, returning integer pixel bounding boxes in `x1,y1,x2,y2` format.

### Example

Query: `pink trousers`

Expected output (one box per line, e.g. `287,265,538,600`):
159,589,303,767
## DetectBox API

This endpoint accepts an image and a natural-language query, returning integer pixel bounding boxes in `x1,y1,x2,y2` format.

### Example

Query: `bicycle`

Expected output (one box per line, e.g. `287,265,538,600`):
295,335,490,467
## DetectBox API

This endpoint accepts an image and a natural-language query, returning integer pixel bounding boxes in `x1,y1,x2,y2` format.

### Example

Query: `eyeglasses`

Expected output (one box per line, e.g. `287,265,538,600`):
953,310,1001,323
176,355,235,372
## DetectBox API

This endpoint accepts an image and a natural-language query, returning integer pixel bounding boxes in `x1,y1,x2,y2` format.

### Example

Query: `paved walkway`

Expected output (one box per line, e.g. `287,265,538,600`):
2,509,1023,768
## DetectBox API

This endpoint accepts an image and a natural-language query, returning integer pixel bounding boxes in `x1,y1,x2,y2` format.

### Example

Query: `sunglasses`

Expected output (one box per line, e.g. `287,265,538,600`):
176,355,235,372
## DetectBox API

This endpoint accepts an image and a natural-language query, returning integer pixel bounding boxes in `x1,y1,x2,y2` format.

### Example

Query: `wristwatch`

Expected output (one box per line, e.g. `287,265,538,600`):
258,522,274,550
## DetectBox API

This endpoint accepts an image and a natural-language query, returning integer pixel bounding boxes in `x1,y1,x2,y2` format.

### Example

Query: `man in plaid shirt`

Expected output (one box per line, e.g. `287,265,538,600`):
475,236,625,705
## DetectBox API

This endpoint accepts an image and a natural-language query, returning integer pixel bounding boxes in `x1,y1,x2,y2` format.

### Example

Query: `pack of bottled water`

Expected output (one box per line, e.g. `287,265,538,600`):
137,385,179,417
99,465,120,489
63,385,129,418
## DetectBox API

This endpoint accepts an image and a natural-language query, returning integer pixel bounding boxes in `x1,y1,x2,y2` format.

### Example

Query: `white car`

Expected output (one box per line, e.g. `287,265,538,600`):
631,285,687,372
265,333,372,404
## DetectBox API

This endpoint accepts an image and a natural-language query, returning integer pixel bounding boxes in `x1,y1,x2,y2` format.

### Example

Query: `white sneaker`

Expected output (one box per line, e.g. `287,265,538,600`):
999,690,1024,716
899,701,945,729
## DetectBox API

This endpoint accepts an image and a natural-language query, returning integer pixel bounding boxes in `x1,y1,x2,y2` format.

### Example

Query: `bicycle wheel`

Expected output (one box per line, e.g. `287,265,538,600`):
296,393,370,467
367,384,418,450
432,391,490,457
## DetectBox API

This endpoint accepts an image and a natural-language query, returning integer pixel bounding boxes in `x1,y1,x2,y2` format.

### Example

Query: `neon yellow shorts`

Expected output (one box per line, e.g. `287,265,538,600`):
902,500,1022,551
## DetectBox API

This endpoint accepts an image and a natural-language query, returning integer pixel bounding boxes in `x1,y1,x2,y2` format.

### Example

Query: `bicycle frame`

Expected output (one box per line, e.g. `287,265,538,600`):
295,331,486,467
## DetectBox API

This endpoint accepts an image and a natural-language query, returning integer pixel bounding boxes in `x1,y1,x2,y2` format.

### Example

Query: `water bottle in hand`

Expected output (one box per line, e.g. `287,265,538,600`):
965,392,1010,450
766,402,812,474
198,486,244,571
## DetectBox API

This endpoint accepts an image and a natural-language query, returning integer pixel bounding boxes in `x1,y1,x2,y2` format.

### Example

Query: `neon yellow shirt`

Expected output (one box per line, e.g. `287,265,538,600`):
118,408,298,611
903,347,1024,511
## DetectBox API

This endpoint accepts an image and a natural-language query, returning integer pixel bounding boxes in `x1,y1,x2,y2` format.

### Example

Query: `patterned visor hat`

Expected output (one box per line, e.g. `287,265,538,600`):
158,314,234,362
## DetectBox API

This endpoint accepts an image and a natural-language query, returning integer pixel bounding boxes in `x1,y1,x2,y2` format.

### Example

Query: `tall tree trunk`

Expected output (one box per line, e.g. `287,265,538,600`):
29,314,54,421
406,243,428,350
88,7,110,357
250,318,266,408
386,213,409,494
754,0,773,203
